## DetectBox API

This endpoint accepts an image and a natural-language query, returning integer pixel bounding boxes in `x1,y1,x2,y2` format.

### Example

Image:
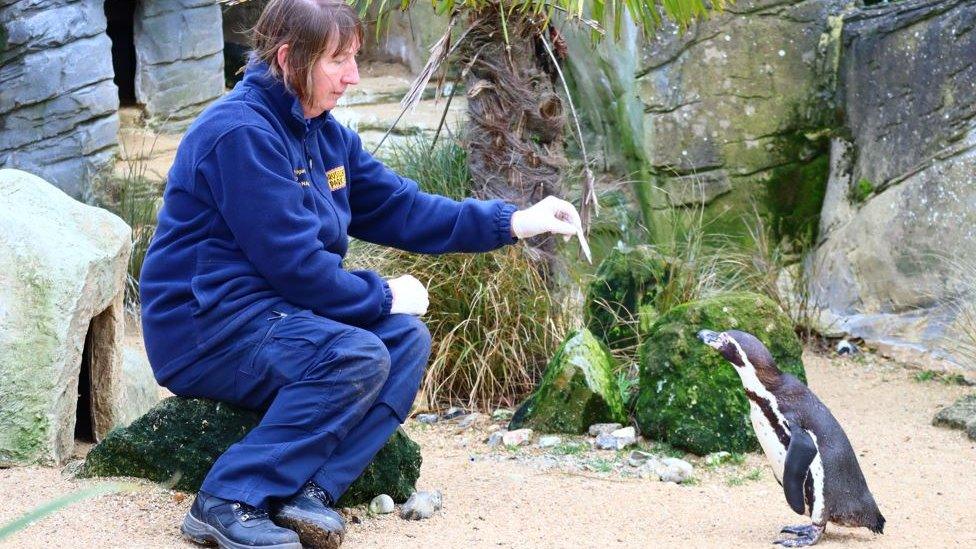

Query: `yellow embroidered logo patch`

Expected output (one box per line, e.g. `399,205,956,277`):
326,166,346,191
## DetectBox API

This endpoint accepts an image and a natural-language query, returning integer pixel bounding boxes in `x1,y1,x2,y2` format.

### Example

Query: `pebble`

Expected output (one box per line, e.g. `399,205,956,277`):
537,435,562,449
491,408,514,422
455,413,482,430
657,457,695,483
369,494,395,514
502,428,533,447
442,407,468,420
400,490,443,520
415,414,439,425
487,431,506,447
588,423,623,437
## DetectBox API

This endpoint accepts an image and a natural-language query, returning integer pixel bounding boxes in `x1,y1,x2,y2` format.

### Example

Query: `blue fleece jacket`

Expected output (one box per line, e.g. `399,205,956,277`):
140,62,517,385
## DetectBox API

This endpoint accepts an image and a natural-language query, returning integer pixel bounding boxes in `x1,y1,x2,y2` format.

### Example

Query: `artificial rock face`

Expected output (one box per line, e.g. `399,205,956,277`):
809,0,976,367
0,169,155,466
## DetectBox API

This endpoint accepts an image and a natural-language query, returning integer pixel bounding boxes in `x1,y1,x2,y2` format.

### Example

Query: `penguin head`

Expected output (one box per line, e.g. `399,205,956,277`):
696,329,779,376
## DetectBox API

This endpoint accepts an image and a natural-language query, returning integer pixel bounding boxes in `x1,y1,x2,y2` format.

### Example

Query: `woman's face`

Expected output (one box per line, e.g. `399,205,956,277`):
302,38,361,118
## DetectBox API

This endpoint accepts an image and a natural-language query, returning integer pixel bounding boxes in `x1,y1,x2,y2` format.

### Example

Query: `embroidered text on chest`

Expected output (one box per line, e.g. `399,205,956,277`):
293,168,309,187
326,166,346,191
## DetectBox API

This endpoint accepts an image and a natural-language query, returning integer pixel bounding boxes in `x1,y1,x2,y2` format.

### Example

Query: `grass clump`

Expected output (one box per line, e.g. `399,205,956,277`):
726,467,764,487
92,139,164,311
348,136,567,410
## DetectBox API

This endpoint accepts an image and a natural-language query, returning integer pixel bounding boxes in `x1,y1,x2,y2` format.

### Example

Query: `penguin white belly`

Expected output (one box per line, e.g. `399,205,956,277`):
749,402,787,483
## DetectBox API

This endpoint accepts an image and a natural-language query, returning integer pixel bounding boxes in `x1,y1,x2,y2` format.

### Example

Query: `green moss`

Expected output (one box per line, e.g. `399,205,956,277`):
763,131,831,248
508,329,627,434
0,24,7,54
82,397,421,505
634,292,805,455
584,245,686,351
851,178,873,203
0,258,58,465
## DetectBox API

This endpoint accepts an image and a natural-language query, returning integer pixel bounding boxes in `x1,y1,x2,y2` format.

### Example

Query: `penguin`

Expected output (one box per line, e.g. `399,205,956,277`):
696,329,885,547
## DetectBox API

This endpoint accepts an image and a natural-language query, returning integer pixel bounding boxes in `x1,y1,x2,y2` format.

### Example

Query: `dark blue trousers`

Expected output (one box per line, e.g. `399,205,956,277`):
163,303,431,509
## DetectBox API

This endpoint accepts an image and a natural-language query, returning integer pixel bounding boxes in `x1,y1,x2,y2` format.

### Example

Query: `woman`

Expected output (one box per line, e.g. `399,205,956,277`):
139,1,583,548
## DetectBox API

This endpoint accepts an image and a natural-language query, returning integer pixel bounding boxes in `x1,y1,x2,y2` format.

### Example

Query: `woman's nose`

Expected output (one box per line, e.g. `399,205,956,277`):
343,60,360,85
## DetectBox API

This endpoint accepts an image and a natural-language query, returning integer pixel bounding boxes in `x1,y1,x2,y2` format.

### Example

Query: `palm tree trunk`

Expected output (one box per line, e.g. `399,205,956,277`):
461,7,568,208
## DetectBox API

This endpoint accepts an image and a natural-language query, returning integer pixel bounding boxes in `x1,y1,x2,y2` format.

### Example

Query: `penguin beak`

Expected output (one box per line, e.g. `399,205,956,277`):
697,329,722,349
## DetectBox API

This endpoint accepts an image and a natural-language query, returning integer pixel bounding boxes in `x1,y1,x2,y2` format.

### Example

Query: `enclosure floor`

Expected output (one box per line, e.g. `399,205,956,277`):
1,351,973,548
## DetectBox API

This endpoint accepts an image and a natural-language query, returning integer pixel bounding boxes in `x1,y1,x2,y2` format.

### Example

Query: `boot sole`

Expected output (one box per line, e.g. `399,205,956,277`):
274,515,345,549
181,512,303,549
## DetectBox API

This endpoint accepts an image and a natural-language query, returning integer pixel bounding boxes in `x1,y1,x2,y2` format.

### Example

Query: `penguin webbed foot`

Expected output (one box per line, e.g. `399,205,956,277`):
773,523,824,547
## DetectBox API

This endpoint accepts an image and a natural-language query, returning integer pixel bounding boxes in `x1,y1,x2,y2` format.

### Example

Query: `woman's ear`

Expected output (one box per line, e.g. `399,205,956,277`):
276,43,290,78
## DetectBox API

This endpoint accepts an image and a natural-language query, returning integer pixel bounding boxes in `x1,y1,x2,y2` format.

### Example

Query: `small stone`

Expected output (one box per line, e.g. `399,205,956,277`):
487,431,506,447
491,408,514,422
415,414,439,425
588,423,623,437
705,451,733,466
657,457,694,483
537,435,561,449
455,413,482,430
594,433,618,450
610,426,637,449
502,428,533,447
627,450,656,467
442,407,468,420
369,494,395,514
399,490,443,520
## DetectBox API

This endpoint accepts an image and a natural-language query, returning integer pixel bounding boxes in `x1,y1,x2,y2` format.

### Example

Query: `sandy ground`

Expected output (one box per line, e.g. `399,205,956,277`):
1,351,974,549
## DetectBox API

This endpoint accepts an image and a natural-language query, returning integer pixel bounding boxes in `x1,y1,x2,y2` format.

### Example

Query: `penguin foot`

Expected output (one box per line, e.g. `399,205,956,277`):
773,523,823,547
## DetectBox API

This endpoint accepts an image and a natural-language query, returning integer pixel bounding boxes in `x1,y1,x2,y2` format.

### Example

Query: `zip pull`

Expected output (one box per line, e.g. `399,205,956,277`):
267,310,288,321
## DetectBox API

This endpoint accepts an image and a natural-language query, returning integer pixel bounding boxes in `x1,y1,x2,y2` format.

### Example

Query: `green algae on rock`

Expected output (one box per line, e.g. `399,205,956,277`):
509,329,627,434
584,245,686,351
634,292,805,455
81,397,420,505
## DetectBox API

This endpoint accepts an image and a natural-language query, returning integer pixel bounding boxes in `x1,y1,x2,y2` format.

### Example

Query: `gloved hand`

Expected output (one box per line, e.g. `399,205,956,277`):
510,196,582,239
387,274,429,315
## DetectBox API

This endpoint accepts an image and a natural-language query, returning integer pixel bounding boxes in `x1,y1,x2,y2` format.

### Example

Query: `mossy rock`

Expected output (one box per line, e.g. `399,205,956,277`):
634,292,805,455
80,397,420,506
584,245,687,351
509,329,627,434
933,394,976,431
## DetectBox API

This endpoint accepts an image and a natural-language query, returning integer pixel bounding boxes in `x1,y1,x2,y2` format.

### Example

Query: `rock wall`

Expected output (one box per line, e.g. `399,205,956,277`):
135,0,224,131
0,0,119,198
564,0,849,243
0,0,225,197
809,0,976,367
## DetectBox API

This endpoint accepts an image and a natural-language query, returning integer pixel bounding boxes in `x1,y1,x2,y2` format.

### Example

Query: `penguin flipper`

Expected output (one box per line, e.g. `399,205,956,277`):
783,424,817,515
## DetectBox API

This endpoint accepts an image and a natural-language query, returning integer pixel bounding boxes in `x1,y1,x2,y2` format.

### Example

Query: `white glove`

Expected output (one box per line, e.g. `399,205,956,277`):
387,274,429,315
510,195,582,239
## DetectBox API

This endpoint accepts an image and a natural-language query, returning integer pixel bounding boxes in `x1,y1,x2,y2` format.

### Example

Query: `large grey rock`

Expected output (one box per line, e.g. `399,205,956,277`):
0,169,131,466
117,342,163,429
81,397,423,507
135,0,224,130
808,0,976,369
0,0,119,197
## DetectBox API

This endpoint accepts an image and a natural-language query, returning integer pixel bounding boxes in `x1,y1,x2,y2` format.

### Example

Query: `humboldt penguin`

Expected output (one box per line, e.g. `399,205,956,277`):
696,329,885,546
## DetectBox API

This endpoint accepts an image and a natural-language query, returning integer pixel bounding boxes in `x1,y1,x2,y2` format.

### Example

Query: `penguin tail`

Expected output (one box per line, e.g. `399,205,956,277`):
869,512,886,534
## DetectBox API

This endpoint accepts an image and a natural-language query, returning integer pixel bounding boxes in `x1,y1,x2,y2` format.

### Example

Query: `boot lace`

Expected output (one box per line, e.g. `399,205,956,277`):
232,502,269,522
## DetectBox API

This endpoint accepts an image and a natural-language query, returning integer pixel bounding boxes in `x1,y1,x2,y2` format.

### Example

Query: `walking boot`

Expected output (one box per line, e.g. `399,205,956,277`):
181,491,302,549
273,482,346,549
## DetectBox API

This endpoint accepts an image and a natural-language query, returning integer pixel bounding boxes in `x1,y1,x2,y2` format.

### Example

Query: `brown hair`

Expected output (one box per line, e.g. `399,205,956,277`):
251,0,363,105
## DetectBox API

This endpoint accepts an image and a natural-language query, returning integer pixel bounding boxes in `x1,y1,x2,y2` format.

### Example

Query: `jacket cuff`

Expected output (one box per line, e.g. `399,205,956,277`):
381,279,394,316
496,202,519,246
